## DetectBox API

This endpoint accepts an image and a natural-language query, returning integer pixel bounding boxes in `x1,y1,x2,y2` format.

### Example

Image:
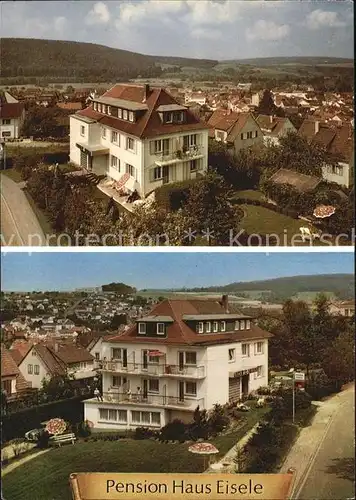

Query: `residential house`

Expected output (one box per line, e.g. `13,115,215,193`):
328,301,355,317
83,296,272,430
70,84,209,197
299,120,354,188
185,92,207,106
1,345,32,398
207,110,263,154
0,92,25,139
256,115,297,145
18,343,96,388
313,126,354,189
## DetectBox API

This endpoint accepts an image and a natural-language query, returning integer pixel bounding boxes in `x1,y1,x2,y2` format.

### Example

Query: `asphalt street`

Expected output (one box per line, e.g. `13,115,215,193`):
1,173,46,246
296,387,355,500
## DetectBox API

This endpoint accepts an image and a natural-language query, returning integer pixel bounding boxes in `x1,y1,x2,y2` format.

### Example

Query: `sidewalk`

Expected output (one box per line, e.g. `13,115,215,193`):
206,424,259,473
280,384,354,498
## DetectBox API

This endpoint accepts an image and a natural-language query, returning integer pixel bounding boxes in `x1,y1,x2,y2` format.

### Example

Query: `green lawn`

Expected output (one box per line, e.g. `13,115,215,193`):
2,408,268,500
232,190,265,202
240,204,318,246
1,168,23,183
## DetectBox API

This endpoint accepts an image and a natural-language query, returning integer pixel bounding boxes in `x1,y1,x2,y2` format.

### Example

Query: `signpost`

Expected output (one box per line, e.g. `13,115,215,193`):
292,372,305,423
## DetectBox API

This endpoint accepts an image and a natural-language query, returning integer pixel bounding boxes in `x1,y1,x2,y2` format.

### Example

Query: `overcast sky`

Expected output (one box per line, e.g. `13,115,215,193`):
1,1,353,60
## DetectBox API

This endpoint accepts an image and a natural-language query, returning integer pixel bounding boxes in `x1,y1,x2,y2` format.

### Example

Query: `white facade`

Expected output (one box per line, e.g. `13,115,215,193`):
1,116,24,139
70,114,209,197
322,162,351,188
18,350,49,389
84,337,268,431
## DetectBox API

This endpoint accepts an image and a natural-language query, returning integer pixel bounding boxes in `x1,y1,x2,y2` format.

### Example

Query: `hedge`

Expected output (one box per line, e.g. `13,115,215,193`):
155,179,200,211
2,395,86,442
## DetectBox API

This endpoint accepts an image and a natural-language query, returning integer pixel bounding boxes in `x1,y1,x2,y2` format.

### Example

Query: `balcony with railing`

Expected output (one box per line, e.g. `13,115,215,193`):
154,145,204,166
95,360,206,379
85,391,205,410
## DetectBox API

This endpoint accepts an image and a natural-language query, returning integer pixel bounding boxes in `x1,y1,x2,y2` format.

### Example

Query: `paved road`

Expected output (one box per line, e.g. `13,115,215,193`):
296,387,355,500
1,173,46,246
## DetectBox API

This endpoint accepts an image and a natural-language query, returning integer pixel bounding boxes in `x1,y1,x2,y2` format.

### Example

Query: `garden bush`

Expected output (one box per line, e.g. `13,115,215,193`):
134,427,159,440
159,419,187,443
36,430,50,449
155,179,199,211
76,420,92,438
207,404,230,436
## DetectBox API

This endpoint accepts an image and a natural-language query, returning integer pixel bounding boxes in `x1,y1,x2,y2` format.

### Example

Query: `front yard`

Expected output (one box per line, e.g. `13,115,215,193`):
2,405,268,500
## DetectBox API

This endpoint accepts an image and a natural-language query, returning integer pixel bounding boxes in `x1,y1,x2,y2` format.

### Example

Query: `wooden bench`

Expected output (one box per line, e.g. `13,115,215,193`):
50,433,77,447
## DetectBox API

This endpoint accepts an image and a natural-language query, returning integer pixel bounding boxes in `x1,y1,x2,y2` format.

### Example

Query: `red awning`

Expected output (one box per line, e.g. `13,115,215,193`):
148,350,165,357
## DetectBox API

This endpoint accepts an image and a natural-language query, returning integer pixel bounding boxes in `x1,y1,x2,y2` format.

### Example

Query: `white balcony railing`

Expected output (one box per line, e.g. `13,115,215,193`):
155,145,203,165
95,360,206,379
89,392,205,410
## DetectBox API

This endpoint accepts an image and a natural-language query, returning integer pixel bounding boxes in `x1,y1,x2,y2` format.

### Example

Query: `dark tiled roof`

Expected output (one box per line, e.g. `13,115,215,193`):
51,345,94,364
207,110,258,143
0,102,24,119
1,346,20,377
75,85,209,139
105,299,273,346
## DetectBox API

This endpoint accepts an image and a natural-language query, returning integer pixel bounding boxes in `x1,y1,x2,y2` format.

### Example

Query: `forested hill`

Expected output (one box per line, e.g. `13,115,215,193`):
177,274,355,300
1,38,218,80
102,282,136,294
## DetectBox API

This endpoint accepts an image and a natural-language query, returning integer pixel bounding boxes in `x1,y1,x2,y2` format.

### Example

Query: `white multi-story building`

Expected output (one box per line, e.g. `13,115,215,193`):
84,296,272,431
70,84,209,198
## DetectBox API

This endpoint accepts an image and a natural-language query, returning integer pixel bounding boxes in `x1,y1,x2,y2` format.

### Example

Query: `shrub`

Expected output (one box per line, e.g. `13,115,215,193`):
155,179,199,211
76,420,91,438
159,419,187,442
134,427,159,440
36,430,50,449
208,404,230,436
188,407,210,441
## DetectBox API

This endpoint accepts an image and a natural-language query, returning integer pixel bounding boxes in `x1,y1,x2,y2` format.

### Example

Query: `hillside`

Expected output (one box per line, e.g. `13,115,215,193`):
0,38,217,81
221,56,354,67
141,274,354,301
2,39,352,84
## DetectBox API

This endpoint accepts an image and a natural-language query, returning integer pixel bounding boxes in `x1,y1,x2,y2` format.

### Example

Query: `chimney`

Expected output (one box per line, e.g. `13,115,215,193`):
143,84,150,103
269,115,273,124
221,295,229,313
315,120,319,134
54,342,59,353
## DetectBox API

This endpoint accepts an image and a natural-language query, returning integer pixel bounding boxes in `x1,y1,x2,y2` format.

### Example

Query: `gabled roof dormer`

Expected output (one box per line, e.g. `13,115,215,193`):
136,315,174,338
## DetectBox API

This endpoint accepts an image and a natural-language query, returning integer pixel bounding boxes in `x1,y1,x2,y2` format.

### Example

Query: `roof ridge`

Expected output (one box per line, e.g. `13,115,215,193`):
167,298,192,344
139,87,164,137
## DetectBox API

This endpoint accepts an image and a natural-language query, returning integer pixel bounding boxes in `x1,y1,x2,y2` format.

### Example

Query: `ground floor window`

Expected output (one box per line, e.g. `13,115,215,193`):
126,163,136,178
2,131,11,137
153,166,162,180
98,408,127,423
131,411,161,426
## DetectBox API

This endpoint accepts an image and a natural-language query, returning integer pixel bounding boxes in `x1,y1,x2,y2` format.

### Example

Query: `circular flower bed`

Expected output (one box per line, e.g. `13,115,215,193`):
45,418,67,436
313,205,336,218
